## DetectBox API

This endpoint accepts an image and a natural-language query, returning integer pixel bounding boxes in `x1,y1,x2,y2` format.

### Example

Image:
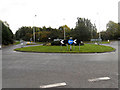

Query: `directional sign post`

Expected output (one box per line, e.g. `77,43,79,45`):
73,39,77,51
67,44,68,51
60,40,64,51
68,39,73,44
73,39,77,44
60,40,64,45
68,39,73,51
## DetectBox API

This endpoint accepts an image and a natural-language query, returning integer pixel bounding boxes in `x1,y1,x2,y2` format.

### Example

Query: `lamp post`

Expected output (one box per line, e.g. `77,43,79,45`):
64,27,65,40
97,12,101,44
98,12,101,39
63,18,66,40
33,15,37,42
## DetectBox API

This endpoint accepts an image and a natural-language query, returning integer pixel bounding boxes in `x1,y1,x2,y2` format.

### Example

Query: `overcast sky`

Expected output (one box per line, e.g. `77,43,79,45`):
0,0,119,34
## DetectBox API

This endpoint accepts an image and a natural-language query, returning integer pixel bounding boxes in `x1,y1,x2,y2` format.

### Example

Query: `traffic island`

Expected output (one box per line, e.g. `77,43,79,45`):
14,44,115,53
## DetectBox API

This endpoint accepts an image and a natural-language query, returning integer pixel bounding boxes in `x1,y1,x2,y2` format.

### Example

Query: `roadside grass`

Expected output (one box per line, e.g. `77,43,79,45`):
14,44,115,53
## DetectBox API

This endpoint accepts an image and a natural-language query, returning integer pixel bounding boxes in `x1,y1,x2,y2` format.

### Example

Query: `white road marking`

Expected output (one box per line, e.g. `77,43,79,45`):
13,51,16,52
40,82,67,88
12,50,23,53
88,77,110,82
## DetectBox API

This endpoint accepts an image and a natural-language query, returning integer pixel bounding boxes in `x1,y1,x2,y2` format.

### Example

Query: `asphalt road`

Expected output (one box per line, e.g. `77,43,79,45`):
2,41,118,88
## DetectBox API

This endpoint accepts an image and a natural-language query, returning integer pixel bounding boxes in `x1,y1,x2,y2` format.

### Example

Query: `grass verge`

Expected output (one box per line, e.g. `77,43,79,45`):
14,44,115,53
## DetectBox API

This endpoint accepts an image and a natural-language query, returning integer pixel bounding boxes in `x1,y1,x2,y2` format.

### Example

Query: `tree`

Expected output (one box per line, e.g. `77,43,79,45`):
106,21,119,40
72,18,97,41
58,25,71,39
15,26,33,41
1,20,14,45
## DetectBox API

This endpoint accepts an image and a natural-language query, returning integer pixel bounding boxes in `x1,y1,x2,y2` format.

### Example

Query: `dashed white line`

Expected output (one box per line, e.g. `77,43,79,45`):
40,82,67,88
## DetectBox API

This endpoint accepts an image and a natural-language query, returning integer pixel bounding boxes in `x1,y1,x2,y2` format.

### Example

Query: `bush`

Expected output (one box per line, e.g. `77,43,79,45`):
74,41,84,46
51,41,61,46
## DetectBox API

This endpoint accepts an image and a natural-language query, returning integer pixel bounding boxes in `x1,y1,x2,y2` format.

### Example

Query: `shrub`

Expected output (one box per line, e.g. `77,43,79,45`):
51,41,61,46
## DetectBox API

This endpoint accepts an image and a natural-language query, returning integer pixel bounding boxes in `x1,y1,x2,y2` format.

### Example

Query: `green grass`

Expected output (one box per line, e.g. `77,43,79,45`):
13,41,20,45
14,44,115,53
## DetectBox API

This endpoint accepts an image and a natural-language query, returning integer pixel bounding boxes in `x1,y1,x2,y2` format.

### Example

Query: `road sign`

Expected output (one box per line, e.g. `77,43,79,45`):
60,40,64,44
68,39,73,44
73,39,77,44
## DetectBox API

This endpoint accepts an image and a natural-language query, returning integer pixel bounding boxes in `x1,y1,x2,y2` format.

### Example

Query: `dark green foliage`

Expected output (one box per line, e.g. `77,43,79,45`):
72,18,97,41
51,41,61,46
15,18,97,42
2,21,14,45
15,26,63,42
100,21,120,40
15,26,33,41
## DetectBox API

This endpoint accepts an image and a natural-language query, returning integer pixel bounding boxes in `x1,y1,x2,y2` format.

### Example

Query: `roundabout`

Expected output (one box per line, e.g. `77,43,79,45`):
14,44,115,53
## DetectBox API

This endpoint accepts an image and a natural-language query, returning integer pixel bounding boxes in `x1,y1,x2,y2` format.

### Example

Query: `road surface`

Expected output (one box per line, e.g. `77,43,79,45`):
2,41,118,88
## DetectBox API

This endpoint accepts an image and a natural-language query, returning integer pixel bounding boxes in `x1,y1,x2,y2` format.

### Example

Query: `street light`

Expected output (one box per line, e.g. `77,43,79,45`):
64,27,65,40
97,12,101,39
33,15,37,42
97,12,101,44
63,18,66,40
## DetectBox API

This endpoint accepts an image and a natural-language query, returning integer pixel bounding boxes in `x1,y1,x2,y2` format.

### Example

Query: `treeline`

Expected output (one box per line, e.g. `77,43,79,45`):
1,18,119,45
15,18,98,42
100,21,120,40
0,20,14,45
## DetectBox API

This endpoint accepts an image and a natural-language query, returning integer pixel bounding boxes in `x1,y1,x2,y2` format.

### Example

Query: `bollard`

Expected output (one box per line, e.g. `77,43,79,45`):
67,44,68,51
70,45,72,51
73,44,75,51
21,43,23,48
61,44,62,51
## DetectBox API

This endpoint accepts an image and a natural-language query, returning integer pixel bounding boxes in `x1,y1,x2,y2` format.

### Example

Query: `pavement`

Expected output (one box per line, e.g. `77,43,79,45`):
2,41,119,88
